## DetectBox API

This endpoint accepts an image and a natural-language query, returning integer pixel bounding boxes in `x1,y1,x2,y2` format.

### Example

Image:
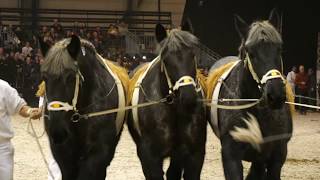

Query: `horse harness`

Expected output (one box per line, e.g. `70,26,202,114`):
211,54,285,137
45,50,126,135
131,56,204,136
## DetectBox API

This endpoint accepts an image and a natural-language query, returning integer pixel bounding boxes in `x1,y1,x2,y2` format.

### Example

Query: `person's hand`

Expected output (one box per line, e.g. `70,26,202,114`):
28,108,42,120
301,82,306,85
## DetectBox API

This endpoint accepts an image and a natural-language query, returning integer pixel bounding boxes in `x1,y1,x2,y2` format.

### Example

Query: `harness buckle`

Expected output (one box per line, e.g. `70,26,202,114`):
71,112,81,123
165,93,175,104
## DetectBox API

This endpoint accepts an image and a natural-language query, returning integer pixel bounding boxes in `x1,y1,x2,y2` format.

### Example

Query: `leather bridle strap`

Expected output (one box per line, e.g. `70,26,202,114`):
47,71,81,112
245,53,285,85
161,59,201,93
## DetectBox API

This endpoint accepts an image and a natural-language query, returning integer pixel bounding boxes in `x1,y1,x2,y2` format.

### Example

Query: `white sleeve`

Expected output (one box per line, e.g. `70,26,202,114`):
4,84,27,115
39,97,44,108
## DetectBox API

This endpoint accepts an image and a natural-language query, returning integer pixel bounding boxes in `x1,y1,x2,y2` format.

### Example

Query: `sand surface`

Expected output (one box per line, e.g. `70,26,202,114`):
12,112,320,180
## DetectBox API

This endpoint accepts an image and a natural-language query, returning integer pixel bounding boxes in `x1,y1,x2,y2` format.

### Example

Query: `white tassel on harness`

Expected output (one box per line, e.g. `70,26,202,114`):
229,113,264,151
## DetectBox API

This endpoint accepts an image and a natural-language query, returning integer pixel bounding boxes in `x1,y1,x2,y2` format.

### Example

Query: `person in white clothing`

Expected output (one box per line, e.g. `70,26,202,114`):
286,66,297,94
0,79,40,180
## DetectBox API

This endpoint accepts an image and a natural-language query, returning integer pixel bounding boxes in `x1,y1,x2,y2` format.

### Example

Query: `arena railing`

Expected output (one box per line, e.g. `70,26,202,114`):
0,8,172,34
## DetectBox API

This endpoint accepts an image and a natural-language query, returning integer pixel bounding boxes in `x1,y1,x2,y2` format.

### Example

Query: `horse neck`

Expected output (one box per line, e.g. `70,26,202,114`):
78,56,114,109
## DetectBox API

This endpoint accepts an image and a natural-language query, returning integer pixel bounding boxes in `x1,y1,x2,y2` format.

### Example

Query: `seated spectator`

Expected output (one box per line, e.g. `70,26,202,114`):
21,42,33,57
95,26,102,37
107,24,120,38
92,31,100,40
6,51,17,86
79,28,86,38
0,47,7,79
40,26,48,38
117,20,128,36
52,19,63,33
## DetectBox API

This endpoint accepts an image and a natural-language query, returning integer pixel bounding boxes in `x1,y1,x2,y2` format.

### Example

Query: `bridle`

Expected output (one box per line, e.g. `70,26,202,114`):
244,52,285,87
46,63,84,122
160,55,202,95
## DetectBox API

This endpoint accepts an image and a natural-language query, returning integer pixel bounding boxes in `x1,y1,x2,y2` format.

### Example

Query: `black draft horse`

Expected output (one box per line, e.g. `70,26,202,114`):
127,24,207,180
207,10,292,180
39,35,126,180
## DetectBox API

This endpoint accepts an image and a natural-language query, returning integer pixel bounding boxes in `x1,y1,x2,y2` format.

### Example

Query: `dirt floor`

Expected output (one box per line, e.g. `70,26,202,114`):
11,112,320,180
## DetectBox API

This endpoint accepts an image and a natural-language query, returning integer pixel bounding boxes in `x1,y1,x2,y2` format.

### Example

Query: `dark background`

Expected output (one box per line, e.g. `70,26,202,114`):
182,0,319,73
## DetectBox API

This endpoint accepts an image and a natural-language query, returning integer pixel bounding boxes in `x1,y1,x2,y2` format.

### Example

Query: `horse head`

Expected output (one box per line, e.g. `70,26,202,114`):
155,24,200,109
39,35,90,144
235,9,286,109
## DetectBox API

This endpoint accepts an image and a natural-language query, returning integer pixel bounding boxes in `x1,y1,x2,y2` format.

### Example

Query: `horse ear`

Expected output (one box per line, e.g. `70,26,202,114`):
268,8,280,30
155,24,167,43
38,37,49,57
234,14,249,39
181,18,194,34
67,35,81,60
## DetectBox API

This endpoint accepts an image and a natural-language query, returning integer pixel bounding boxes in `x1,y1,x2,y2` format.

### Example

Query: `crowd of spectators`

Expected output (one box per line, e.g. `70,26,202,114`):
0,19,155,105
286,65,318,114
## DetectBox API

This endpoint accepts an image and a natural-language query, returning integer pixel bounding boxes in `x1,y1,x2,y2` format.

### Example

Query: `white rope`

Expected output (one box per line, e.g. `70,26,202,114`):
219,98,260,102
294,95,320,101
285,102,320,110
85,98,167,118
27,118,54,178
205,99,262,110
202,98,320,110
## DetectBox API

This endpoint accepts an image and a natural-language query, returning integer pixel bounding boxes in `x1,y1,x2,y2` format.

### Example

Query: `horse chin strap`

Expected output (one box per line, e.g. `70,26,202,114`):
47,69,83,112
244,53,285,86
161,60,201,93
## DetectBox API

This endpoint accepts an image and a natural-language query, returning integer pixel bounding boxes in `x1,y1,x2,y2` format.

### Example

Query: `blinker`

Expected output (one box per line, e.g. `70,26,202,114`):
51,103,61,108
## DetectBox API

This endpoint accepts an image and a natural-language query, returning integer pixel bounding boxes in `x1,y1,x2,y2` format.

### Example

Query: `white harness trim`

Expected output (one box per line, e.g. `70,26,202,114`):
98,54,126,135
47,101,74,111
211,60,241,138
173,76,198,91
260,69,284,84
132,56,161,136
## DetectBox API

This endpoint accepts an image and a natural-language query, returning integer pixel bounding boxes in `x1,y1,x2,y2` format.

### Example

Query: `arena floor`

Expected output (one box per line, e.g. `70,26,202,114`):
12,112,320,180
